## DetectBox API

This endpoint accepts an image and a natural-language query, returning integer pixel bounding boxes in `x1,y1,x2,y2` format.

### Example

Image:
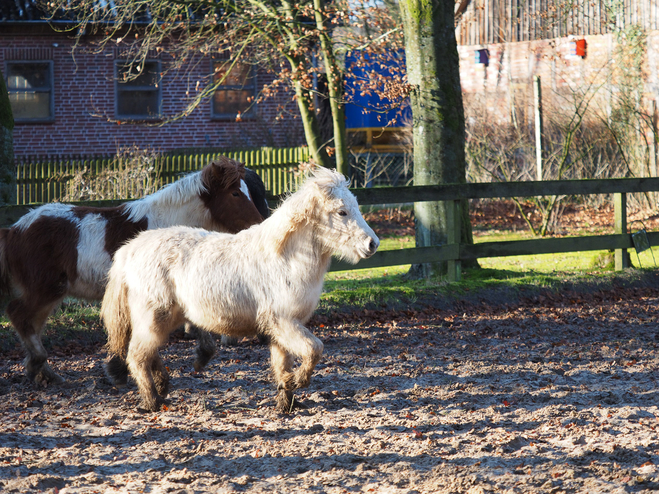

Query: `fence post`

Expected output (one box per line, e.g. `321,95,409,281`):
533,75,544,181
614,192,630,270
15,159,19,205
447,199,462,282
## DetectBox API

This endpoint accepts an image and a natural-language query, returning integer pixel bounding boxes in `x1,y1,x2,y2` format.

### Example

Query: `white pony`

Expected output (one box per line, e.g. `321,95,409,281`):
102,167,379,412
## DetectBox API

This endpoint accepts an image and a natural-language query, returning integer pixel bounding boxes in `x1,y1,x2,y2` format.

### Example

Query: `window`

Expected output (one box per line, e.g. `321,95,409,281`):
211,61,256,119
115,61,162,120
6,61,54,122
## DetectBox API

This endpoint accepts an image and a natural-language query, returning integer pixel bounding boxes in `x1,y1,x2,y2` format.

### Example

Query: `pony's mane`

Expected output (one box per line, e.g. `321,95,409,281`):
261,167,350,254
122,157,245,223
302,166,350,193
274,167,344,211
123,171,206,223
277,166,349,207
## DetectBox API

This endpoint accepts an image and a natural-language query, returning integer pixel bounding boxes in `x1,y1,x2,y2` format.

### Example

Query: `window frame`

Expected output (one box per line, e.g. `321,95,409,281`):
5,60,55,123
210,59,257,121
114,60,163,121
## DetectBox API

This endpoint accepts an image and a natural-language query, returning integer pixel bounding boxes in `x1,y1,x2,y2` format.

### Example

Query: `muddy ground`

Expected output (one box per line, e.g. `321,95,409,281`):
1,281,659,494
1,203,659,493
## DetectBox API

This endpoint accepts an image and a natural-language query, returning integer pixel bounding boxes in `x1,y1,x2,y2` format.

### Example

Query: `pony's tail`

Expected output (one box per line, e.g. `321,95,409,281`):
0,229,13,304
101,267,132,386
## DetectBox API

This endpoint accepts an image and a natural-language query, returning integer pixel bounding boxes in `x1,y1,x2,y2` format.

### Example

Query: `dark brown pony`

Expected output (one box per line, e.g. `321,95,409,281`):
0,157,264,385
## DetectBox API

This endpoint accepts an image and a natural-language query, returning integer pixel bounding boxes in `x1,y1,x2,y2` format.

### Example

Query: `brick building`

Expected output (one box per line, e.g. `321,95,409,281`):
1,3,306,158
455,0,659,127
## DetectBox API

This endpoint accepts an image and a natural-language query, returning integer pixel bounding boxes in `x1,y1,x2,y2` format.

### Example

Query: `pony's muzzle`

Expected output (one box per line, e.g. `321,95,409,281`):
364,237,379,258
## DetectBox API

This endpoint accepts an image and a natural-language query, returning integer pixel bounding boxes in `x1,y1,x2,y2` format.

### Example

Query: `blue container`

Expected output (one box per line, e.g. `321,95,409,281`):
475,48,490,66
344,51,411,129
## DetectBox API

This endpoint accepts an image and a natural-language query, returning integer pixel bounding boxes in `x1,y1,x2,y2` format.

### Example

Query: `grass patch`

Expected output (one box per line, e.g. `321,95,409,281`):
0,300,105,354
321,229,659,313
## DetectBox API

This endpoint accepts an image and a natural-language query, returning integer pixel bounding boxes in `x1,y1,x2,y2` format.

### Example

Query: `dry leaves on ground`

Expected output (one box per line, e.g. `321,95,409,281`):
1,285,659,493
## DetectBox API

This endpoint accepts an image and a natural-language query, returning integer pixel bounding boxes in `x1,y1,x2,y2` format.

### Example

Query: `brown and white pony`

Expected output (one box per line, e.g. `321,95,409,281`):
102,167,379,413
0,157,264,385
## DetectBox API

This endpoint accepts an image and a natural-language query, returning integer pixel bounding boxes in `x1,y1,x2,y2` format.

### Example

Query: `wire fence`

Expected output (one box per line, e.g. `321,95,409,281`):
349,152,413,189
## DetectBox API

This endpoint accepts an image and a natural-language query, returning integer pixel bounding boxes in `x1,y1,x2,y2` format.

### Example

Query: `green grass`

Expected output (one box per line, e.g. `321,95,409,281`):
321,230,659,312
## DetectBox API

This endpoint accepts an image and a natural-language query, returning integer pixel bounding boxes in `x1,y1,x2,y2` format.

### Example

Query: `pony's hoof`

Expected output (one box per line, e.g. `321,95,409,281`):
294,374,312,389
194,344,216,371
154,380,170,398
104,355,129,387
257,333,270,345
275,390,307,413
138,397,169,413
30,365,65,386
275,389,293,413
220,335,239,347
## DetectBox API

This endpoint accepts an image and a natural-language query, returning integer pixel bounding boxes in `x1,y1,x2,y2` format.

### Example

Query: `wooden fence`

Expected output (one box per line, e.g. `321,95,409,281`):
456,0,659,45
1,176,658,276
14,146,309,205
329,177,659,276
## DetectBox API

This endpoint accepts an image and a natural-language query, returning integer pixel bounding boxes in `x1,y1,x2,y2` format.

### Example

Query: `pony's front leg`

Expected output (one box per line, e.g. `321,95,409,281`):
269,319,324,413
270,344,295,412
151,354,170,398
8,297,64,385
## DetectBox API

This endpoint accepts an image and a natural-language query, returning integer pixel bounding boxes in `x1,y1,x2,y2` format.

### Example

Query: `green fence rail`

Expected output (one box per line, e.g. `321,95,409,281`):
14,147,309,205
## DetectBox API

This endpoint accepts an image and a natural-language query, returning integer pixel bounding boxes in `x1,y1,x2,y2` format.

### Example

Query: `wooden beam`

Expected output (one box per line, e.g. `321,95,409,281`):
350,177,659,205
447,199,462,281
614,192,631,270
329,233,646,272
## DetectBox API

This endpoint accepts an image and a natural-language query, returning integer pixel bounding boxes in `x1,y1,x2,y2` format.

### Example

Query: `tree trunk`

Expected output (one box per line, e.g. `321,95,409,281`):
0,68,15,206
313,0,348,176
292,77,332,169
400,0,475,278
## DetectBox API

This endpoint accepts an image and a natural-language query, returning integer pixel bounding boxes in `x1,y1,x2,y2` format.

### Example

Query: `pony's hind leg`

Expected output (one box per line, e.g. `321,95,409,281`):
193,326,216,371
126,305,177,411
220,335,239,347
181,322,217,371
7,297,64,384
127,342,166,412
151,355,170,397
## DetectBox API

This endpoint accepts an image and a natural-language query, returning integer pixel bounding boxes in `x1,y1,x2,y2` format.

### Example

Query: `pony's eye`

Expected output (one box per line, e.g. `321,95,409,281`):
232,191,240,197
338,210,348,217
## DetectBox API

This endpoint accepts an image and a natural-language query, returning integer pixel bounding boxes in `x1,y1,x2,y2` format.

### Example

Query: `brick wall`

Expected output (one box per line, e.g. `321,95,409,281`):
2,33,306,158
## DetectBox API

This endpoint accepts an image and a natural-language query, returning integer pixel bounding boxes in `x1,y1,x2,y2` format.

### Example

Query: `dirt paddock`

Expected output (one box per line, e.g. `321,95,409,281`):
1,284,659,493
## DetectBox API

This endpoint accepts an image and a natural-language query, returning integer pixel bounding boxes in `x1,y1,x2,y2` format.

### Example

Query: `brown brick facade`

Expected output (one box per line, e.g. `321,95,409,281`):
2,33,305,158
